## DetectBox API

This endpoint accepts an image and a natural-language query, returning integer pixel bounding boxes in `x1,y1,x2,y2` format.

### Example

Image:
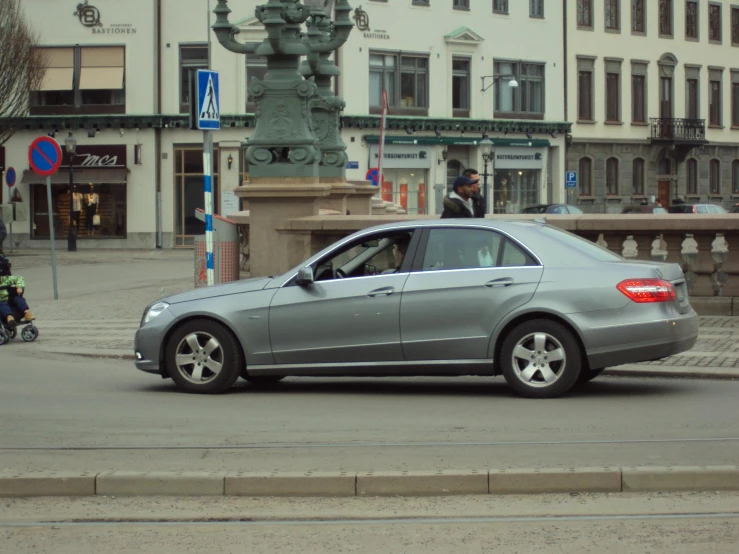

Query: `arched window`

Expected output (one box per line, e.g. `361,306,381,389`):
710,159,721,194
733,160,739,194
658,157,672,175
632,158,645,195
579,157,592,195
606,157,619,195
686,159,698,195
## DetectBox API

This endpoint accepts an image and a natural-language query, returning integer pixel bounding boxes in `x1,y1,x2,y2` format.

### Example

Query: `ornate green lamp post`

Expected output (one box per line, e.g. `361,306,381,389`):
212,0,354,179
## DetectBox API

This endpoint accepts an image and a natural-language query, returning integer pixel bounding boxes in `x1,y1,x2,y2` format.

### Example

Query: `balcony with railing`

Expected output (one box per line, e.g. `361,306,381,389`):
650,118,707,143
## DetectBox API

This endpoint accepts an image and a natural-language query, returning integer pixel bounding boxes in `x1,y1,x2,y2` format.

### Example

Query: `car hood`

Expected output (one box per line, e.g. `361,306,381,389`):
162,277,272,304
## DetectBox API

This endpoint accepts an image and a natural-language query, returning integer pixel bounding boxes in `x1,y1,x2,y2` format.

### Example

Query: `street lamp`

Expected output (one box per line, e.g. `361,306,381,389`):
64,132,77,252
480,137,495,214
480,74,519,92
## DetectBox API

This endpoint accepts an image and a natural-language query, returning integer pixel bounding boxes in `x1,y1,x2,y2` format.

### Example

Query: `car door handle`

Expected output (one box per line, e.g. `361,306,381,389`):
485,278,514,288
367,287,395,297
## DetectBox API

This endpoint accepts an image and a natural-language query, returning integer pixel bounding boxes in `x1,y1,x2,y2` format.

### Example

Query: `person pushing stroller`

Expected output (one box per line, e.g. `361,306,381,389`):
0,255,34,333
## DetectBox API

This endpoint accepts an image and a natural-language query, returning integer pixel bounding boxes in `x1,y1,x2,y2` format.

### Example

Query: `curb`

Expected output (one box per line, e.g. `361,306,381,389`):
1,466,737,498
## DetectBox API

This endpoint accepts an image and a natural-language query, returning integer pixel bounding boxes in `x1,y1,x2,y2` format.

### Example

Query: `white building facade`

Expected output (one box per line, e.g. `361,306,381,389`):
1,0,568,249
566,0,739,212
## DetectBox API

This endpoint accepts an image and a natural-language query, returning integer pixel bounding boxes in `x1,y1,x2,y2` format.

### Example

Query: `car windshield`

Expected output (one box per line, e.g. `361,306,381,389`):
567,206,584,214
536,225,623,262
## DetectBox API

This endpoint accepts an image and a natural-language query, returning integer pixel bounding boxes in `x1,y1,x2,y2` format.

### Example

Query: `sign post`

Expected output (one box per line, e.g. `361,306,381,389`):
28,137,63,300
5,167,16,254
565,171,577,206
193,69,220,287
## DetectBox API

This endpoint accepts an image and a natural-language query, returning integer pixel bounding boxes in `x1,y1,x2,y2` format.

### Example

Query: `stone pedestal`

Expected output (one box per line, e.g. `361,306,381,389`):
235,177,331,277
317,178,356,215
346,182,378,216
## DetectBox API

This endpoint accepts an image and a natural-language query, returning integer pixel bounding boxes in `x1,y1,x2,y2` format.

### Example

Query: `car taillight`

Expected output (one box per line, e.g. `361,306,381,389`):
617,279,677,303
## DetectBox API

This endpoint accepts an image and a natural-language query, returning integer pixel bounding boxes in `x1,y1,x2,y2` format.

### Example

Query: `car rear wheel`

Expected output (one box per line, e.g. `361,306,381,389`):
166,319,243,394
243,375,286,386
500,320,582,398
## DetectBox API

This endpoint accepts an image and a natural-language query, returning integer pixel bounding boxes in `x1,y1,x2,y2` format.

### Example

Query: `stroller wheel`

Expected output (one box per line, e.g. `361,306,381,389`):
21,325,39,342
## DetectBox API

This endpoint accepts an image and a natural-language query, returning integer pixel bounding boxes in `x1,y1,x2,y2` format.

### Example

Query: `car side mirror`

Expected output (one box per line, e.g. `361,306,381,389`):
296,266,315,286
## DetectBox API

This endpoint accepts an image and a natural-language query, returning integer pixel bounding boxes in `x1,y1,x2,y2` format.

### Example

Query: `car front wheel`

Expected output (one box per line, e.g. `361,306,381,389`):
500,320,582,398
166,319,243,394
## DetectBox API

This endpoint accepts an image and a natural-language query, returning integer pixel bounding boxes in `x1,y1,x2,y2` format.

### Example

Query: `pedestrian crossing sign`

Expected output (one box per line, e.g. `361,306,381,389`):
196,70,220,130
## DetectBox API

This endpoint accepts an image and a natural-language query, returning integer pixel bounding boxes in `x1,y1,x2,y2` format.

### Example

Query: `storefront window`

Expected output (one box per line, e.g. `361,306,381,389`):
381,169,428,215
492,170,540,214
31,183,127,239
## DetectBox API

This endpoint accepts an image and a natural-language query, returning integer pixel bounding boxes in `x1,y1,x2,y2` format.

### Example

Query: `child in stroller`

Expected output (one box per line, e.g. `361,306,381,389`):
0,255,37,343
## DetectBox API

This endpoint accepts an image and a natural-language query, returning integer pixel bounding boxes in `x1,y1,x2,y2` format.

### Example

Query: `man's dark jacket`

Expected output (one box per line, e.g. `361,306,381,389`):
471,193,485,218
441,196,474,219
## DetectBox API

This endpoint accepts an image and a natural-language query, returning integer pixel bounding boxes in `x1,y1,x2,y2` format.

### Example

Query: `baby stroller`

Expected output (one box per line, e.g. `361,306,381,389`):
0,256,39,346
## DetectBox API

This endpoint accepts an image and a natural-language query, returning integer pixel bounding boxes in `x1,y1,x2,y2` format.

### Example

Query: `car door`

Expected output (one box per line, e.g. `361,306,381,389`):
400,227,544,361
268,230,417,365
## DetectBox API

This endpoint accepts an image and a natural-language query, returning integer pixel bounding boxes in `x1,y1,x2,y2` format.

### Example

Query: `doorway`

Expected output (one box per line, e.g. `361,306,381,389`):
657,181,671,207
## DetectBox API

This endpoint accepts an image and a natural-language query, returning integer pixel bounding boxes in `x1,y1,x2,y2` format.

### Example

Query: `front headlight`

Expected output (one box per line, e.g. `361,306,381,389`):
143,302,169,325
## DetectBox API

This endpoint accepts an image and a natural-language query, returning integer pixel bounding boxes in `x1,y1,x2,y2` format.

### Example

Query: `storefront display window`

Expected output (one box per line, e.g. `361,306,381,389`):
381,169,427,215
492,170,540,213
31,183,127,238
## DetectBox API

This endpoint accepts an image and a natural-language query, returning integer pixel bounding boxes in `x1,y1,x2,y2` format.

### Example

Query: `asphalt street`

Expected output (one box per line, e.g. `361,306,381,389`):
1,349,738,473
1,493,738,553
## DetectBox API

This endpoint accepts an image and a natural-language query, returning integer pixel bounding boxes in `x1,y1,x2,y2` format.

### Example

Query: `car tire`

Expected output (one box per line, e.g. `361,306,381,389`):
166,319,243,394
243,375,286,387
578,367,605,383
500,320,582,399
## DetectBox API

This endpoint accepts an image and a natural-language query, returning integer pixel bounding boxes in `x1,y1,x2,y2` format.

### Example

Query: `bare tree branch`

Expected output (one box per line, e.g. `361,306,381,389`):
0,0,46,146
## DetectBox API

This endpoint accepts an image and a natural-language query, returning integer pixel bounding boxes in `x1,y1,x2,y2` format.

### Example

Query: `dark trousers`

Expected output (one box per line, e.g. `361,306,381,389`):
86,203,98,231
0,296,30,320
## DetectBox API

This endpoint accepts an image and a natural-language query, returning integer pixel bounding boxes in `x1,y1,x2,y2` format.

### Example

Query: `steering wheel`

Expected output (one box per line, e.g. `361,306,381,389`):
335,268,347,279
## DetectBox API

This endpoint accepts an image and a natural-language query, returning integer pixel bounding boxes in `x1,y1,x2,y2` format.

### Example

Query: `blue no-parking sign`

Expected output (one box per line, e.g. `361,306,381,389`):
28,137,63,177
566,171,577,188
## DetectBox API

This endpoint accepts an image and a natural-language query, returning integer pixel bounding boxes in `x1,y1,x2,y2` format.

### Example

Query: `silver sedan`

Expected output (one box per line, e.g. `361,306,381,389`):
134,220,698,398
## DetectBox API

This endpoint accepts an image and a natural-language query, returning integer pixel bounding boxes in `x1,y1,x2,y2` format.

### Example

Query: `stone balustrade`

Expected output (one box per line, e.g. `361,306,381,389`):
230,213,739,298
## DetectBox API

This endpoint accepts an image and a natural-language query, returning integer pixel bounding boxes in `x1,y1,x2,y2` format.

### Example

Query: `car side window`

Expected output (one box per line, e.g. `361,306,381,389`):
550,205,567,214
696,205,708,213
422,228,503,271
314,231,414,281
500,239,535,267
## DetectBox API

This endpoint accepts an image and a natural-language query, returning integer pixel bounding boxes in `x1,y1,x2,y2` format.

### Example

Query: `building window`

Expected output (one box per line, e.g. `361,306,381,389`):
494,61,545,117
452,57,470,117
633,158,645,195
493,0,509,14
175,147,221,247
606,158,619,195
246,55,268,110
453,0,470,10
710,159,721,194
733,160,739,193
632,73,646,122
686,1,699,39
577,0,593,27
732,7,739,45
605,0,620,30
579,158,593,195
369,52,429,114
687,159,698,194
31,46,125,115
578,70,593,120
632,0,645,33
710,73,722,126
606,72,621,121
180,44,208,113
732,77,739,127
530,0,544,17
687,77,699,119
412,0,430,6
659,0,673,36
709,3,722,42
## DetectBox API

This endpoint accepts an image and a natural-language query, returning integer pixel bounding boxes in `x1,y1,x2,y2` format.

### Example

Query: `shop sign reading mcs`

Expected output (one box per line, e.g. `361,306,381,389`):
73,1,137,34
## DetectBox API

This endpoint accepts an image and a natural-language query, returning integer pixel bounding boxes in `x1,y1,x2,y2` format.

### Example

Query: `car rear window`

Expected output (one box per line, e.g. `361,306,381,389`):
535,225,623,262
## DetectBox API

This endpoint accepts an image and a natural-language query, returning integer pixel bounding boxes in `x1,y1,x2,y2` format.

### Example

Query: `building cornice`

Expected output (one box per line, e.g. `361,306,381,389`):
1,114,572,135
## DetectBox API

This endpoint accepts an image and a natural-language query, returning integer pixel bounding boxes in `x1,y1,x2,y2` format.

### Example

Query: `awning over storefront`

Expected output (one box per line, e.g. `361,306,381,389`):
21,168,128,185
364,136,551,147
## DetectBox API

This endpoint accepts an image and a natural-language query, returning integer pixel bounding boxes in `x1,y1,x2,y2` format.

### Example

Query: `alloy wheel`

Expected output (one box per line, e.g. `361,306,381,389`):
510,332,567,388
174,331,224,384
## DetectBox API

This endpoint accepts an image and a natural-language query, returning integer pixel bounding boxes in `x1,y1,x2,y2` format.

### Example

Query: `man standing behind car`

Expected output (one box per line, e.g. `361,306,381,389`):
463,169,485,218
441,176,476,218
